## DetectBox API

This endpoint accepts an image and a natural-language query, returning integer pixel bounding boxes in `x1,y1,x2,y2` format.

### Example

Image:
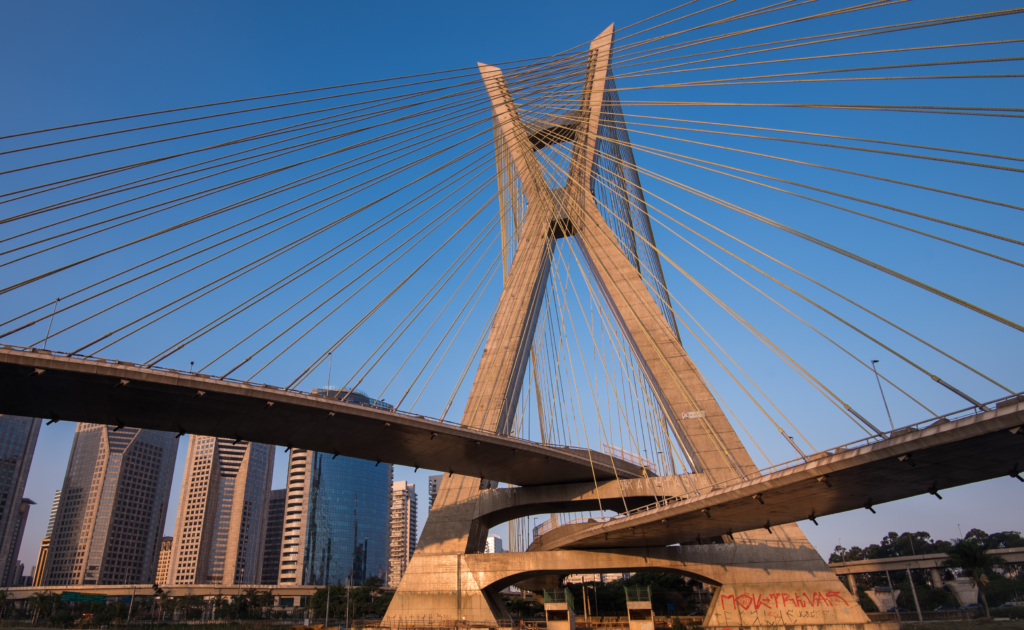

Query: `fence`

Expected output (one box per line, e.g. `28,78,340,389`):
867,610,977,623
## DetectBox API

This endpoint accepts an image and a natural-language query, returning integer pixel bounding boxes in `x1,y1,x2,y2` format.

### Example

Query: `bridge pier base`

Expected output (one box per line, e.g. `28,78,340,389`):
384,524,872,629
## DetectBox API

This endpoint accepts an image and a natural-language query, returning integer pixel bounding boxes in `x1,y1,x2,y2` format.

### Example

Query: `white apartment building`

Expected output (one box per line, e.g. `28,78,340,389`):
389,481,417,587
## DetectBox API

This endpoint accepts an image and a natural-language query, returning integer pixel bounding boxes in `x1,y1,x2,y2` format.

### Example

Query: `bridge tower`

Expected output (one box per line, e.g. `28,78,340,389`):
383,25,870,630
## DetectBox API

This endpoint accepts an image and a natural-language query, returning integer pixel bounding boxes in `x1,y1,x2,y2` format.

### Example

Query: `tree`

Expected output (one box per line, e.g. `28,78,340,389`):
944,537,1004,617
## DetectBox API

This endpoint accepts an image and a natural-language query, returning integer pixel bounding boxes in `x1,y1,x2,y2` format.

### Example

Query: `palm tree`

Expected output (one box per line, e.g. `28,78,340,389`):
944,537,1004,617
30,592,51,624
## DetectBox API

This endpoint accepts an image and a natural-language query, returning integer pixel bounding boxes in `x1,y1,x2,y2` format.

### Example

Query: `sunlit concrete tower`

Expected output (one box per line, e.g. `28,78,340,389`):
0,415,41,587
167,436,274,585
45,490,60,536
41,424,177,586
155,537,173,585
388,481,416,587
261,489,285,585
32,490,60,588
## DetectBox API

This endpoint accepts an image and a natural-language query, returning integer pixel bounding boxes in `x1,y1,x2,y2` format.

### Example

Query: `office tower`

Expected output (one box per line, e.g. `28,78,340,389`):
33,490,61,589
277,390,391,587
485,536,503,554
155,537,173,585
32,539,48,589
0,415,42,587
41,424,177,586
388,481,416,587
46,490,61,536
279,447,391,586
261,489,285,585
2,499,33,586
167,436,274,586
427,475,442,510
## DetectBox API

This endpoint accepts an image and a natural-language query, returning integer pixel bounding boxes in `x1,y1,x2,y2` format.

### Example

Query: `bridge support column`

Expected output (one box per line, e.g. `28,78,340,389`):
384,22,875,630
388,540,873,629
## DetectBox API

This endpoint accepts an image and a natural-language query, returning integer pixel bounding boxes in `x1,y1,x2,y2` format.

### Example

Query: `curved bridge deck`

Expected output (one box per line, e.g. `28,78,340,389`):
532,398,1023,550
0,345,643,486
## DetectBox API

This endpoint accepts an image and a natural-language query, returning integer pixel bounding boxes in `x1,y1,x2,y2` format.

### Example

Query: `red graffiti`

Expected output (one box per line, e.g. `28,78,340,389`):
826,591,850,606
721,591,853,611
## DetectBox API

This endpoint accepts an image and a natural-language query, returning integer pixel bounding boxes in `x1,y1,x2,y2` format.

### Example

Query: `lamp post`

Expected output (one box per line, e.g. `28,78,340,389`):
871,360,895,432
325,538,332,630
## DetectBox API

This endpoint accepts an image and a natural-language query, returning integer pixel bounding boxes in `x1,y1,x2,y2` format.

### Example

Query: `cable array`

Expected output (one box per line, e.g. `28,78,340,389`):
1,1,1021,542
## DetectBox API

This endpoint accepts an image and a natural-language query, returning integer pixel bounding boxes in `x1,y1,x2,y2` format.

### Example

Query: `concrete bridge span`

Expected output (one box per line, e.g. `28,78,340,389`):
0,344,643,486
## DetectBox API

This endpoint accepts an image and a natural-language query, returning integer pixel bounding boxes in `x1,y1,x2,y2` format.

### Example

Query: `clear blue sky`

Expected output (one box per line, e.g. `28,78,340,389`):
2,0,1022,573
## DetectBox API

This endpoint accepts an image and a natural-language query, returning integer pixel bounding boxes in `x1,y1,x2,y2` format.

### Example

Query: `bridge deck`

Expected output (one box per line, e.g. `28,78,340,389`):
0,345,643,486
533,400,1024,549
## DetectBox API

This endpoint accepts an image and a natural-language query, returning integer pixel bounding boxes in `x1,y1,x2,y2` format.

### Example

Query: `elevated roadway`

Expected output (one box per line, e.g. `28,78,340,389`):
0,345,643,486
532,399,1024,550
830,547,1024,575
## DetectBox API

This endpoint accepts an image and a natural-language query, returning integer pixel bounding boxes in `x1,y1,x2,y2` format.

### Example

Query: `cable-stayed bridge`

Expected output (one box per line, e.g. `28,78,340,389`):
1,1,1022,628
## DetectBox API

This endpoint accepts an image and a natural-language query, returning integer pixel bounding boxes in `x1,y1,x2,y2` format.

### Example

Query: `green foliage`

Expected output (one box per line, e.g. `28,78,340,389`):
891,579,957,611
311,576,392,620
506,596,543,616
557,572,707,617
831,530,1023,565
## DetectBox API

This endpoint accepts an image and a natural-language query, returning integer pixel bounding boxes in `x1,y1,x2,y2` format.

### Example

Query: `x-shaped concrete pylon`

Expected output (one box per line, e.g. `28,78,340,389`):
469,24,753,485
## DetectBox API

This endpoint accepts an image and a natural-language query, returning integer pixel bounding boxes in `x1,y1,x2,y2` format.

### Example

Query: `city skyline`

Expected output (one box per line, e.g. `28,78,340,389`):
12,420,1024,584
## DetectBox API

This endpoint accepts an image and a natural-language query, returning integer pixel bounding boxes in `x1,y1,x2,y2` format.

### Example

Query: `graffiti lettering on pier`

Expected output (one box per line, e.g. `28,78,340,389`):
708,583,866,627
720,590,850,611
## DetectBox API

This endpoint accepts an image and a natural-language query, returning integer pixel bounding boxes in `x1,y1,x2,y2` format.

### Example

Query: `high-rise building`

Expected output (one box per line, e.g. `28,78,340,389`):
32,538,48,589
279,448,391,586
46,490,61,537
388,481,416,587
33,490,61,589
3,499,33,586
485,536,503,554
155,537,173,585
278,391,391,586
41,424,177,586
0,415,42,587
427,475,443,510
261,489,286,585
167,436,274,586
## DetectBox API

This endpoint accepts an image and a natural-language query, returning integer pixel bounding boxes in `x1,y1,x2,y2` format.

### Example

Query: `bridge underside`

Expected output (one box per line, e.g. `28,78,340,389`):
0,345,643,486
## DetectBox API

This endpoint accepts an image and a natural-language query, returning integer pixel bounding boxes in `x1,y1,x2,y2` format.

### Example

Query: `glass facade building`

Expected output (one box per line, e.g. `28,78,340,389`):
0,415,41,587
280,390,391,587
